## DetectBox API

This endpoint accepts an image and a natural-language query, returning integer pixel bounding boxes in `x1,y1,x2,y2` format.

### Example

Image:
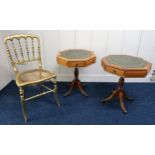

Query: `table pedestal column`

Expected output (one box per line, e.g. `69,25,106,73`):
101,77,134,113
64,67,88,96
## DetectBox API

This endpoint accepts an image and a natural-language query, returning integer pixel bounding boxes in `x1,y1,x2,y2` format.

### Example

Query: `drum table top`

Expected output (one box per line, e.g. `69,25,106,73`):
102,55,152,77
57,49,96,67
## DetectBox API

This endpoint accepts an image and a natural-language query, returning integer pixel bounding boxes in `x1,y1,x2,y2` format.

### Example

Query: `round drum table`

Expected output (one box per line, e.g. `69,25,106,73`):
101,55,152,113
57,49,96,96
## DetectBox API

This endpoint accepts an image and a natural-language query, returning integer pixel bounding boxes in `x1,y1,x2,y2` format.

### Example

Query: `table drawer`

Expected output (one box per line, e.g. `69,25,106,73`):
68,61,86,67
105,66,124,76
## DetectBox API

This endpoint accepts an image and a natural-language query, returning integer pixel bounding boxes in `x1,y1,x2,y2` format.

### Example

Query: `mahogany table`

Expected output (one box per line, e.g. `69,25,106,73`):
57,49,96,96
101,55,152,113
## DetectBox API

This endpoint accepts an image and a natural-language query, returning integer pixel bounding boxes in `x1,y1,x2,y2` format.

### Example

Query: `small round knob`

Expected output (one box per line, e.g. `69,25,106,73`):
113,70,116,73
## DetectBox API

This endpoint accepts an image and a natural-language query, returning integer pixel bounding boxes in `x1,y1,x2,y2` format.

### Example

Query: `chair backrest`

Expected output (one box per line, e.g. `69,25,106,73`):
4,34,42,74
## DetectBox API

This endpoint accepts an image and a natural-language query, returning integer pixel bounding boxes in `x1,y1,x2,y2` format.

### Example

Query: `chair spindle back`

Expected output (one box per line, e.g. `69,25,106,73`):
5,34,42,74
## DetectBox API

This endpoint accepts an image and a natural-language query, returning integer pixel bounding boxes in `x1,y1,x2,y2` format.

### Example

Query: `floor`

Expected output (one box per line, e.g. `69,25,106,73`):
0,81,155,125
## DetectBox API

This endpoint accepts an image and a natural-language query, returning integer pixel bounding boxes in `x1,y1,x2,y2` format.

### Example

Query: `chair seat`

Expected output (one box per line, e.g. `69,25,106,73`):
16,69,56,86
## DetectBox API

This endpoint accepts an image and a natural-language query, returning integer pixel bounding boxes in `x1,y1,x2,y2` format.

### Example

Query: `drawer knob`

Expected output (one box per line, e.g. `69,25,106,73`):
113,70,116,73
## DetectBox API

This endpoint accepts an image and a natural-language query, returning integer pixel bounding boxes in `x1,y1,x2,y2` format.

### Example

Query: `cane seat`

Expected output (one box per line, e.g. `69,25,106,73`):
16,69,56,87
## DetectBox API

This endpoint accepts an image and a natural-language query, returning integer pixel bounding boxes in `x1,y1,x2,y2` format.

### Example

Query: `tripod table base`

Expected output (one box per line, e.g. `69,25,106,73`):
101,77,134,113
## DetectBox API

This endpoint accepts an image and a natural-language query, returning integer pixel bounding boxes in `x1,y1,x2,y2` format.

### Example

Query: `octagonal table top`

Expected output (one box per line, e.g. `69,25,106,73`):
57,49,96,67
102,55,152,77
59,49,92,59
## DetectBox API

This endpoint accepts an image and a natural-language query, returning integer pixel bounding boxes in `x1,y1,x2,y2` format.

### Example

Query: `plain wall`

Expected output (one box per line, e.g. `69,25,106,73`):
0,31,13,90
1,30,155,90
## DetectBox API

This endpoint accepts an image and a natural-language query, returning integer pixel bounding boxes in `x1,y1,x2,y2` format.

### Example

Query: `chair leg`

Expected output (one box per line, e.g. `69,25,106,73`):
52,79,61,107
19,87,28,122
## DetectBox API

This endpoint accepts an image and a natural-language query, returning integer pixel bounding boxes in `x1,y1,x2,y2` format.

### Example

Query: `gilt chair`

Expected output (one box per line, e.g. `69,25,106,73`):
4,34,60,122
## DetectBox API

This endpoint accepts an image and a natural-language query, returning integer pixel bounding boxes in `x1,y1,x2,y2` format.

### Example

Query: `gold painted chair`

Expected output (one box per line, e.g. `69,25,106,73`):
4,34,60,122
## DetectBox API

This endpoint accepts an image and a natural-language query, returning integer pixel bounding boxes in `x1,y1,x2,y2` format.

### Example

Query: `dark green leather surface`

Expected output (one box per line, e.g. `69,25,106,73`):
60,49,91,59
106,55,147,68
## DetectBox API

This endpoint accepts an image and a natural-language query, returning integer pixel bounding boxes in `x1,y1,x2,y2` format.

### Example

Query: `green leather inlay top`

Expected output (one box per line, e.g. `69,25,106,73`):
106,55,147,68
60,49,91,59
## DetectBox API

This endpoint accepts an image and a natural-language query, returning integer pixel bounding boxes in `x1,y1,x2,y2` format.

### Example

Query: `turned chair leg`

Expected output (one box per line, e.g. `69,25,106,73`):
52,79,61,107
19,87,28,122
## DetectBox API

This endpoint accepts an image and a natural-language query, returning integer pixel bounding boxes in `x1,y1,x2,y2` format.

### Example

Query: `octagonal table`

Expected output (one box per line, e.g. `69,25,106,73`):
57,49,96,96
101,55,152,113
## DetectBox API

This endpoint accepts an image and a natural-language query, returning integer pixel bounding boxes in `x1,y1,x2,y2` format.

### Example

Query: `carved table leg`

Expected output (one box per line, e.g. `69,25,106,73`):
101,90,117,103
102,77,133,114
124,92,134,101
118,91,127,113
64,80,76,96
64,67,88,96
